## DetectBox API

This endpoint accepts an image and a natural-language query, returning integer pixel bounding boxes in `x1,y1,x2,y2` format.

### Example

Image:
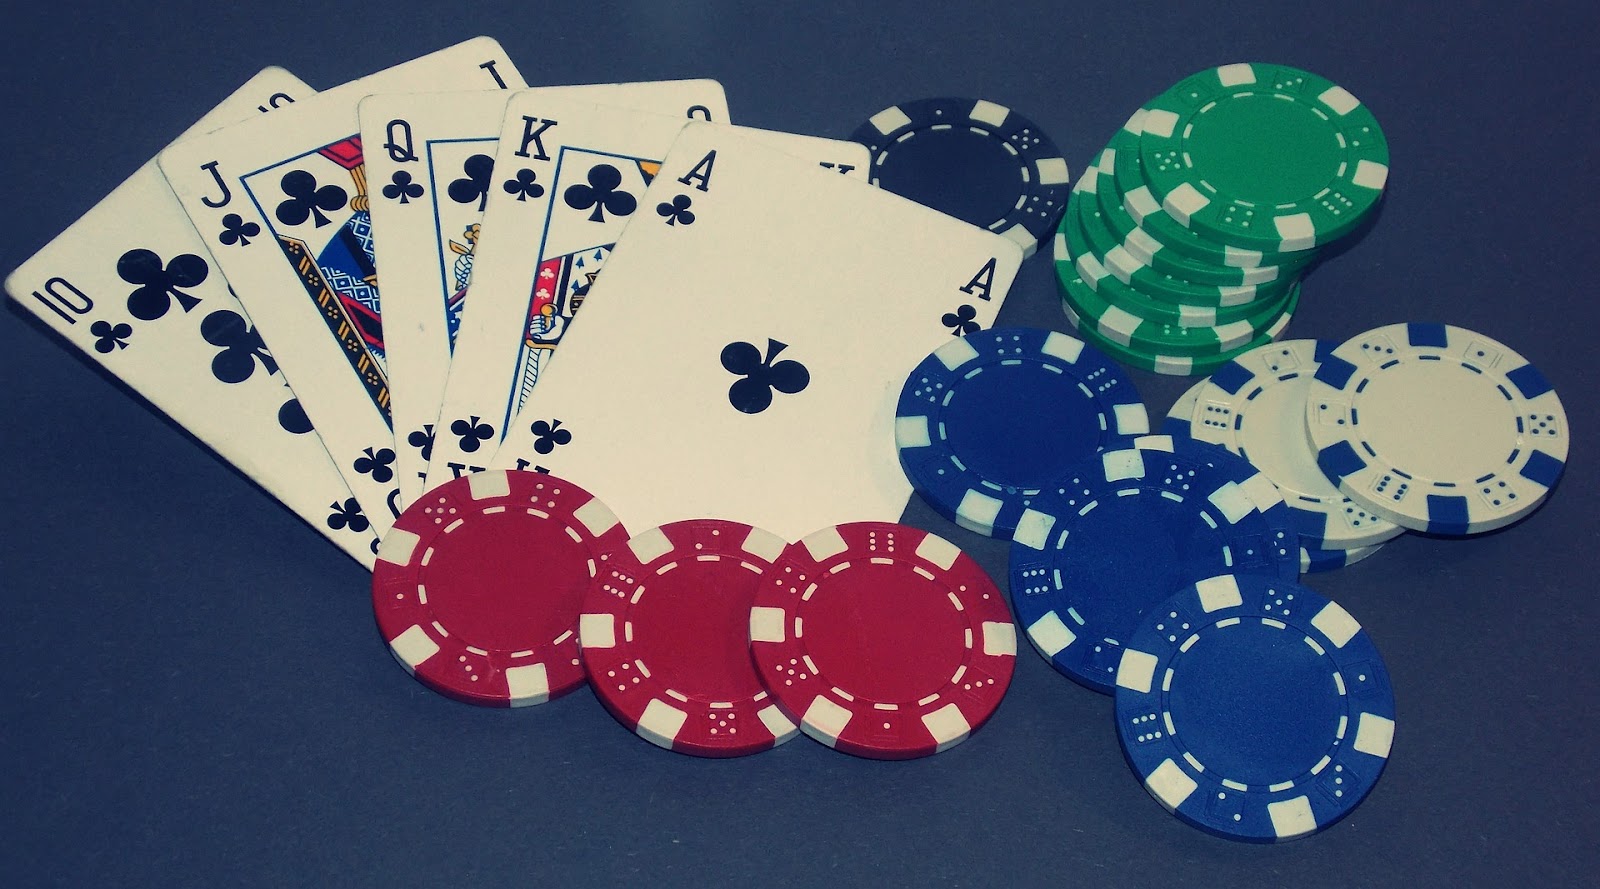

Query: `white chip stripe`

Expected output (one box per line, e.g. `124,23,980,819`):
1268,796,1318,839
749,606,787,643
1116,648,1160,694
923,703,972,750
504,664,550,707
1353,158,1389,191
968,99,1010,127
801,525,850,561
1040,330,1084,364
636,698,690,748
983,621,1017,657
1195,574,1245,612
1003,507,1052,551
578,613,617,649
1318,83,1360,115
802,695,854,746
627,527,674,564
573,496,621,537
1217,62,1257,87
1163,182,1210,227
1146,759,1199,811
1354,712,1396,759
1275,213,1317,252
388,624,440,671
911,532,959,571
934,333,981,371
1035,156,1071,186
867,105,913,137
759,704,799,743
741,526,787,563
894,415,932,449
1311,599,1362,648
955,490,1003,535
1027,612,1076,657
466,469,508,500
377,527,421,566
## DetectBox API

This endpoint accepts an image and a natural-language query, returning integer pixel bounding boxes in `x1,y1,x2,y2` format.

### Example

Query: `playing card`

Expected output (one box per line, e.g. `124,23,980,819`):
426,97,870,492
157,38,524,540
359,79,730,507
4,68,389,568
486,122,1021,540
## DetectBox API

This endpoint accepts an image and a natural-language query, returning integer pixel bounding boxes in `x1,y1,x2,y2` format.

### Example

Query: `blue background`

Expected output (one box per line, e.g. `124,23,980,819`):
3,2,1596,885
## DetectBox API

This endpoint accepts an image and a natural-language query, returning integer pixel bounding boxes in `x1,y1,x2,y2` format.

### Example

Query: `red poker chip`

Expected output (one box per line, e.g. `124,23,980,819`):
749,522,1016,759
371,470,629,707
579,519,799,757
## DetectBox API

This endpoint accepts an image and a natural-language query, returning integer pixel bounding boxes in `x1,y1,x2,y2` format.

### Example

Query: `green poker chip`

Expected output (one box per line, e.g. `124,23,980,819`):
1057,191,1292,331
1137,63,1390,252
1057,257,1296,358
1104,123,1316,270
1060,274,1298,376
1073,184,1298,310
1084,154,1310,288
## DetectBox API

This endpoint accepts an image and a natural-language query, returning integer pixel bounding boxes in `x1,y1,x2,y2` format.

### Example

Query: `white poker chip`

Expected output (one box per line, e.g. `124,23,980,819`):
1306,324,1569,535
1190,339,1404,550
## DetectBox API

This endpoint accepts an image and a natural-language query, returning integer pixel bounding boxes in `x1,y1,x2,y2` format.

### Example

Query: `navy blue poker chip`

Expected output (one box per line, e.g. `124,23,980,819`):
895,327,1149,539
1007,434,1299,694
850,97,1071,257
1114,573,1397,842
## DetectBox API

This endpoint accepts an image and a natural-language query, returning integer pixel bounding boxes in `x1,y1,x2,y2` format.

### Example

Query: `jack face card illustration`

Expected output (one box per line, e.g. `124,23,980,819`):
358,79,729,508
5,68,385,568
426,96,868,491
157,37,524,540
486,122,1021,540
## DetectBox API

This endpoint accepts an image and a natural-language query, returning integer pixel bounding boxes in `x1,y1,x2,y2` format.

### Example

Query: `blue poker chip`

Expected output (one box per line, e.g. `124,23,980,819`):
895,327,1149,539
1008,434,1299,694
1114,573,1397,842
850,97,1071,258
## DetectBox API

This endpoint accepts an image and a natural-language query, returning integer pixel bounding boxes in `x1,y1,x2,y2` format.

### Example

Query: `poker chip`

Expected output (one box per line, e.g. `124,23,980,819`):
1061,191,1294,327
1102,122,1306,271
894,327,1149,538
1060,275,1297,376
1074,185,1296,310
1087,151,1308,288
849,97,1071,257
1301,542,1384,574
1307,323,1569,535
1009,434,1298,694
1059,254,1295,357
1138,64,1390,253
371,469,629,707
579,519,799,757
749,522,1015,759
1114,573,1396,842
1192,340,1404,550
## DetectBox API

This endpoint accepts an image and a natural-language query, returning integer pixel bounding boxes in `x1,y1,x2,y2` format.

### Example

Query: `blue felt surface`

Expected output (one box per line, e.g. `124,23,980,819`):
3,2,1597,885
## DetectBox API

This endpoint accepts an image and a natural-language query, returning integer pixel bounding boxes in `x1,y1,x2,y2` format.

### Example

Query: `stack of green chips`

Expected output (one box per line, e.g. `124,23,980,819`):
1054,63,1389,375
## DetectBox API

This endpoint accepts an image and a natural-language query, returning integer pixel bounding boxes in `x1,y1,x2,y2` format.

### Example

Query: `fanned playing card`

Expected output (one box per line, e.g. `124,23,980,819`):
358,79,730,507
426,96,869,492
156,38,524,540
487,122,1021,540
5,68,387,568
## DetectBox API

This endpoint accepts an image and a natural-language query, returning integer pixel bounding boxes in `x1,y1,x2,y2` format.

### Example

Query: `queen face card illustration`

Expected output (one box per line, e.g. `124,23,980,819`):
358,79,729,507
157,37,524,540
486,122,1022,540
424,96,869,491
5,68,390,568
